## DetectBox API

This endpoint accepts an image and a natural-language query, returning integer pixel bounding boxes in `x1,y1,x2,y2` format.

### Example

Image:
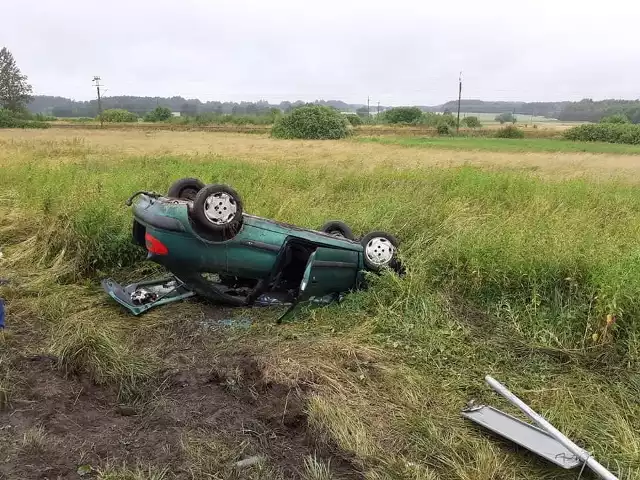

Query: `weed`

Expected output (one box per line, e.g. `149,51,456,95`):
48,311,156,397
21,425,48,453
97,464,170,480
302,454,334,480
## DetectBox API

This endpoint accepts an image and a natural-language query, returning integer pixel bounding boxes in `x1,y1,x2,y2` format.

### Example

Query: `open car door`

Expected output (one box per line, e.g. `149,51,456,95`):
298,246,359,302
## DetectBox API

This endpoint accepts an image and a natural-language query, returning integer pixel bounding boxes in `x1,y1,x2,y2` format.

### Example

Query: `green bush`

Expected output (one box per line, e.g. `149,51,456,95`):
271,105,351,139
436,123,450,135
495,112,516,124
384,107,423,124
495,125,524,138
462,116,481,128
345,114,362,126
600,114,630,124
0,108,49,128
564,123,640,144
144,106,172,122
100,109,138,123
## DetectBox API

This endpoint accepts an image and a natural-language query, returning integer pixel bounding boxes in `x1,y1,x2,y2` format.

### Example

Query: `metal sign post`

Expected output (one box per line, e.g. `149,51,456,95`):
485,376,618,480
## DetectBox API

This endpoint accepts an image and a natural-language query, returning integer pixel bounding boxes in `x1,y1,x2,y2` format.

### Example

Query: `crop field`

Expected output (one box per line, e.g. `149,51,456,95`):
359,136,640,155
1,129,640,479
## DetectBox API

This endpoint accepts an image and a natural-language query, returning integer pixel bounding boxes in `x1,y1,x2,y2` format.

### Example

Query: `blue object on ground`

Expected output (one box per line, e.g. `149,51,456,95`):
0,298,5,329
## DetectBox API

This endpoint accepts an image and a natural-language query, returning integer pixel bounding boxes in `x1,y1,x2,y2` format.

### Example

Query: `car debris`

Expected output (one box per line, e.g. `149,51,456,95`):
462,375,618,480
103,179,402,316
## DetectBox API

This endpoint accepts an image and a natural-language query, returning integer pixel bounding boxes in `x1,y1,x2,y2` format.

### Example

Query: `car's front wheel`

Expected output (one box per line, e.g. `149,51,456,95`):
192,184,244,236
360,231,399,272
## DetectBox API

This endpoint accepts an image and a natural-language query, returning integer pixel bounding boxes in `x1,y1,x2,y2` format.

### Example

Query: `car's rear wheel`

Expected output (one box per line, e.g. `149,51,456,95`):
192,184,244,235
167,177,205,201
360,231,399,272
319,220,355,240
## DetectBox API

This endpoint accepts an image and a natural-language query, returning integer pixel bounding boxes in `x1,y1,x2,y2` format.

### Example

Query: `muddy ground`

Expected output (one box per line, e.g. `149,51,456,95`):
0,309,362,479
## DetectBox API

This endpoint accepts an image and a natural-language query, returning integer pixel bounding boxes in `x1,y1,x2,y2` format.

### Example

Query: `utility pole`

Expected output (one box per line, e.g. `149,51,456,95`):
377,101,380,124
93,76,103,127
367,96,370,121
456,71,462,133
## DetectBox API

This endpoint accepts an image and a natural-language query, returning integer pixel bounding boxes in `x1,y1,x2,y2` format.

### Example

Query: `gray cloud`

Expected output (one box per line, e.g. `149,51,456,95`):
2,0,638,104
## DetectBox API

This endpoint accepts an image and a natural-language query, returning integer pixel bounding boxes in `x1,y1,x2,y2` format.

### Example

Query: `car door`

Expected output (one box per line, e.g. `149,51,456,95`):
298,246,359,301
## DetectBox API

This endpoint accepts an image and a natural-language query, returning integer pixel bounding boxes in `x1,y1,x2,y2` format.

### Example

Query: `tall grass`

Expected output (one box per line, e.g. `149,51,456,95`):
2,151,640,360
2,137,639,478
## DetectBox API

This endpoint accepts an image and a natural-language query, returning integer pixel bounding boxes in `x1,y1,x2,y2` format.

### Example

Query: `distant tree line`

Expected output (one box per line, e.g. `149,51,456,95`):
436,99,640,124
27,96,364,118
26,95,640,124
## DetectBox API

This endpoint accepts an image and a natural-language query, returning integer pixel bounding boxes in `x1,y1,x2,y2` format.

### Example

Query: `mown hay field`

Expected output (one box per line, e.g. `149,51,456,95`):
1,129,639,479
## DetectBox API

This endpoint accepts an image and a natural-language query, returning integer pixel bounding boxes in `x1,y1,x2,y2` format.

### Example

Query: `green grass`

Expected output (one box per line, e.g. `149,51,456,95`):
359,135,640,154
1,138,639,478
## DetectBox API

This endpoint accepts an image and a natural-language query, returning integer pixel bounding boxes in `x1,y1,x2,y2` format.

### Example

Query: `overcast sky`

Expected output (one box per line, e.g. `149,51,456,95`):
2,0,639,105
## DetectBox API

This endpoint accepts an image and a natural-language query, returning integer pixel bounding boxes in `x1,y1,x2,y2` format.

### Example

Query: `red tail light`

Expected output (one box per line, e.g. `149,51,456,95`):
145,233,168,255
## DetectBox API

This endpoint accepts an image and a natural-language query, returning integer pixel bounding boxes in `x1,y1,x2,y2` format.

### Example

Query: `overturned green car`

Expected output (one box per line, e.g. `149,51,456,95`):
102,178,401,315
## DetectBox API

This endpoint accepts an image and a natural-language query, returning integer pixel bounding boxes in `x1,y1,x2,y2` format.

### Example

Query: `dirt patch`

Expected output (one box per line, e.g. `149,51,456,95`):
0,344,362,479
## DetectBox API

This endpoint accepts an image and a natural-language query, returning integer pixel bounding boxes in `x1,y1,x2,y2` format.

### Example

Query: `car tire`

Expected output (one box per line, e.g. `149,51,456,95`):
320,220,355,240
192,184,244,234
167,177,205,201
360,231,399,272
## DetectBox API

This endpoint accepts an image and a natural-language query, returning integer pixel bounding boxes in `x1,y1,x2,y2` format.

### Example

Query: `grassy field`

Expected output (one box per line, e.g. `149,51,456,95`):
1,129,640,479
360,135,640,155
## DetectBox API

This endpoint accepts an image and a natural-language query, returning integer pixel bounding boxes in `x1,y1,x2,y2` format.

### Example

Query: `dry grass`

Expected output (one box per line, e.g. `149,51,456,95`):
21,425,48,453
3,129,640,180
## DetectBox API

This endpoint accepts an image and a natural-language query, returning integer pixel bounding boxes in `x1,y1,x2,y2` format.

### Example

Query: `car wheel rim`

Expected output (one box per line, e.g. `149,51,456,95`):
204,192,237,225
329,230,345,238
365,237,394,266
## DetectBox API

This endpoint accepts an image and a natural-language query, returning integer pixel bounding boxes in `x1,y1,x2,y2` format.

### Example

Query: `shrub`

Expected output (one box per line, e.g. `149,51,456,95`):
0,108,49,128
462,116,481,128
440,113,457,128
144,106,172,122
100,109,138,123
436,123,450,135
495,112,516,124
600,114,630,124
384,107,423,124
33,113,57,121
345,114,362,126
495,125,524,138
271,105,351,139
564,123,640,144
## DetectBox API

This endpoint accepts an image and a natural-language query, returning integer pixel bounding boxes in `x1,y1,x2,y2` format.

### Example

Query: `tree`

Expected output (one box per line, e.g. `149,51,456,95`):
495,112,516,124
180,102,198,117
356,106,370,118
345,114,362,126
271,105,351,139
384,107,423,124
600,114,630,124
100,108,138,122
144,106,172,122
0,47,33,112
462,116,482,128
